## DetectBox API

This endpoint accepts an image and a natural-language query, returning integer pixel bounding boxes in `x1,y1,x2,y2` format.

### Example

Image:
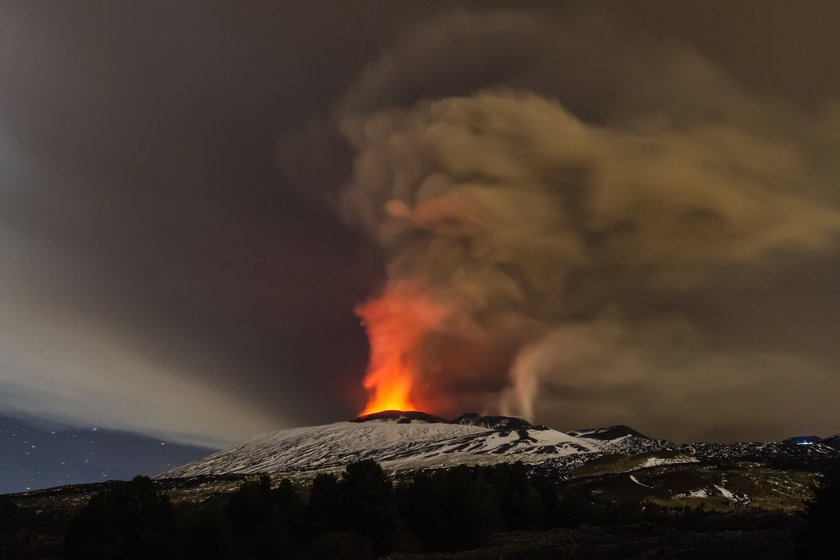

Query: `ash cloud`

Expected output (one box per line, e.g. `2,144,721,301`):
2,2,840,446
289,9,840,440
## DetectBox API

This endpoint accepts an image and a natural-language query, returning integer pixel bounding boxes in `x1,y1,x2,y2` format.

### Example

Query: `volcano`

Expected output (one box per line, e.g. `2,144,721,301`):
158,411,609,478
157,411,839,482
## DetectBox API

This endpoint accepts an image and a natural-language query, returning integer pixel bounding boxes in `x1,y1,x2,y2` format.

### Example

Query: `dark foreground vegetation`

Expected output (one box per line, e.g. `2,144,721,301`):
1,460,838,559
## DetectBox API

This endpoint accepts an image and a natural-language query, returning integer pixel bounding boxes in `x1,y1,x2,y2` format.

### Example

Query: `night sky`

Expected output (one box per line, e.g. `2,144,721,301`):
2,1,840,492
0,416,213,493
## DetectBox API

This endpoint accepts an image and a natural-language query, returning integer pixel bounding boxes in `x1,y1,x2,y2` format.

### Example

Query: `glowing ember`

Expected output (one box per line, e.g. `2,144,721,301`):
357,285,445,415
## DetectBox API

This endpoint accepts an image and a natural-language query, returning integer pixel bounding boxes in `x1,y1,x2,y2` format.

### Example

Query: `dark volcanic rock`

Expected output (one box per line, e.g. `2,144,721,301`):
352,410,445,424
449,413,538,430
822,434,840,450
568,425,651,441
353,410,541,430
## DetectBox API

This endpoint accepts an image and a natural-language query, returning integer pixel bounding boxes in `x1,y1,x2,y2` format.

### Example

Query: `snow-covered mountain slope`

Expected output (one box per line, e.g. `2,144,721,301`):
158,411,599,478
157,410,839,480
566,425,668,454
567,425,651,441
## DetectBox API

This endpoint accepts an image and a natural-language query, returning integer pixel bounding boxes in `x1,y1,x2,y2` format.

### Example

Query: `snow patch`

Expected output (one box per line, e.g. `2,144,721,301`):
714,484,735,499
629,475,653,488
639,455,698,468
674,488,709,499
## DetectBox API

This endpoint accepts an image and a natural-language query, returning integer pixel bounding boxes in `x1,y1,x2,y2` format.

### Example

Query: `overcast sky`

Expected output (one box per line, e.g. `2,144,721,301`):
1,1,839,446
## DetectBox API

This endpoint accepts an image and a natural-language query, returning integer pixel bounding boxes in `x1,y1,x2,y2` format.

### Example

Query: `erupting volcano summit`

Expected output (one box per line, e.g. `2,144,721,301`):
158,410,608,478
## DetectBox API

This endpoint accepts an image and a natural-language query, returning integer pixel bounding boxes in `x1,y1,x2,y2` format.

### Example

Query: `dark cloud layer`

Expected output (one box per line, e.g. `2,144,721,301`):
1,1,839,444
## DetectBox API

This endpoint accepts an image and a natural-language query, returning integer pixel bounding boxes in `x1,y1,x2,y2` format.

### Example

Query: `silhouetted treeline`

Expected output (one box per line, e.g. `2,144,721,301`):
57,461,565,559
0,493,67,560
64,476,175,559
3,458,838,559
797,462,840,559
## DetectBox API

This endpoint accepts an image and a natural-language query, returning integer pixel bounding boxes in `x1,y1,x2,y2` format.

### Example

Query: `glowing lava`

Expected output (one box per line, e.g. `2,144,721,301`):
357,285,445,415
360,362,418,414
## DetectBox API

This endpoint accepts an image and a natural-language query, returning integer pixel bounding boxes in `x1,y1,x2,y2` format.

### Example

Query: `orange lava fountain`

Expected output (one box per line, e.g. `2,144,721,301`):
357,287,444,415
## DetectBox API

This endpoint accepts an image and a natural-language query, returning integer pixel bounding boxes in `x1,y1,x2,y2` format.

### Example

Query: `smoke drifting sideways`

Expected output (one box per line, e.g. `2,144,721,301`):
0,116,278,448
0,230,279,447
286,10,840,440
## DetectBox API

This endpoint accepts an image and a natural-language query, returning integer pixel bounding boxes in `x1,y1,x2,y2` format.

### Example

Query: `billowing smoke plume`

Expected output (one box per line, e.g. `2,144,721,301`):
286,10,840,439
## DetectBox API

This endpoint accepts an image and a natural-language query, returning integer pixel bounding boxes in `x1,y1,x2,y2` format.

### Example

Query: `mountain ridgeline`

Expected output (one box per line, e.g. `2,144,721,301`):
3,411,839,559
159,410,839,480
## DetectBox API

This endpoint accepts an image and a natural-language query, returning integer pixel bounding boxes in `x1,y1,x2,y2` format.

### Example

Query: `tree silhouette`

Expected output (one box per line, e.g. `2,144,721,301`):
225,474,302,558
798,463,840,559
308,472,341,535
397,465,501,551
338,460,396,553
64,476,176,560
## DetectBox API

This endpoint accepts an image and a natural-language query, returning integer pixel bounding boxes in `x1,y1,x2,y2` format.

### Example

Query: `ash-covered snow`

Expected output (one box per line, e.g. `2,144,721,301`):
568,425,672,455
568,425,650,441
158,414,600,478
156,412,839,481
714,484,736,500
639,455,699,468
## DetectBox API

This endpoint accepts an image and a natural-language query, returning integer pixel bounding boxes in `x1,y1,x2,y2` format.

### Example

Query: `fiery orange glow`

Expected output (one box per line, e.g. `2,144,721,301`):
357,285,445,415
360,360,418,414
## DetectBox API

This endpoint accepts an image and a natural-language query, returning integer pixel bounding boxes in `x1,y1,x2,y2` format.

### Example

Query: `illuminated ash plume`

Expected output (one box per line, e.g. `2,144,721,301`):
285,9,840,432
